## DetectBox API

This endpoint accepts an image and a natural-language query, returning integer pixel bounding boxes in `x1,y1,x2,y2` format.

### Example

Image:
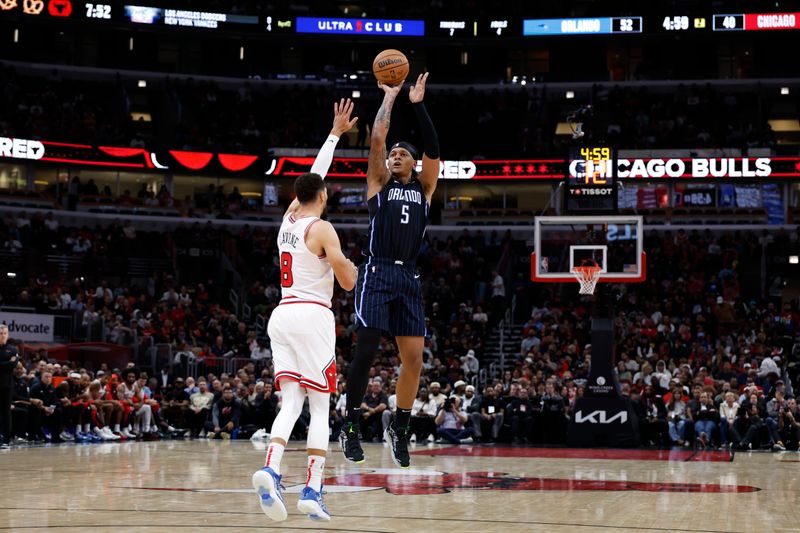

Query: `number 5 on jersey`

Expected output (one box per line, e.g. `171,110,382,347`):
400,204,409,224
280,251,293,287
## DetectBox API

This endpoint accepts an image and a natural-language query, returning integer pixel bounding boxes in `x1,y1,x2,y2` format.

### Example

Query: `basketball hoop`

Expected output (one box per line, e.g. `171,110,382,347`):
572,263,602,295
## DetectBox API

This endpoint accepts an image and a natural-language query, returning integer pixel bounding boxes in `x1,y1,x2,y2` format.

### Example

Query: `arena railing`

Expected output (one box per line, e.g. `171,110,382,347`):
255,314,267,340
0,204,795,237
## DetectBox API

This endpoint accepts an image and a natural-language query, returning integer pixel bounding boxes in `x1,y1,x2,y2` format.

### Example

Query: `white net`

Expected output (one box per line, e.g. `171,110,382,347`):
572,265,602,295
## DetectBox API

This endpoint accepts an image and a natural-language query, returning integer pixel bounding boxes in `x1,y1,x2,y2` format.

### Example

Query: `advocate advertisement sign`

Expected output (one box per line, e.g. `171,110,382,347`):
2,136,800,180
0,312,55,342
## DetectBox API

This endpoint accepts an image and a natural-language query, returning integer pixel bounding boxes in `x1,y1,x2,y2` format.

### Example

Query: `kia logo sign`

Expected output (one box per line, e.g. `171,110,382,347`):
574,410,628,424
0,137,45,160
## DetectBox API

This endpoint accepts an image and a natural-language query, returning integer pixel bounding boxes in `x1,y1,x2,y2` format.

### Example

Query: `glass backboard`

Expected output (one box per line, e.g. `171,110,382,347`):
531,215,645,283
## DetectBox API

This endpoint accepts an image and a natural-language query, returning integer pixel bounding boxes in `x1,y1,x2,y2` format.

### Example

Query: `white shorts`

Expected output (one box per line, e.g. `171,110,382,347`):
267,302,337,393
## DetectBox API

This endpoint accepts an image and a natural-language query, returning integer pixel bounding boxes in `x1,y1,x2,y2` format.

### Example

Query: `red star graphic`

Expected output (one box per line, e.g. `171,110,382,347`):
539,164,549,173
514,165,524,174
501,165,511,174
526,164,535,174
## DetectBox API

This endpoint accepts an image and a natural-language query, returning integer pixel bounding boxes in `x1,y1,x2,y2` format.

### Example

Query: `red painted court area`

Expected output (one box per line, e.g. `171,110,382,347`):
413,446,733,462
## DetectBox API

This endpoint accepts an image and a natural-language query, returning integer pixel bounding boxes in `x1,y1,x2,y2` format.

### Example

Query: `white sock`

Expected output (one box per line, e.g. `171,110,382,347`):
83,424,90,433
305,455,325,492
264,442,285,474
114,424,120,432
75,425,81,434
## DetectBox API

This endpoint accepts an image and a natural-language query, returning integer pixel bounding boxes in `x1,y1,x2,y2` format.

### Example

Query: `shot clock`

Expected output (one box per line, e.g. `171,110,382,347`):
564,146,617,214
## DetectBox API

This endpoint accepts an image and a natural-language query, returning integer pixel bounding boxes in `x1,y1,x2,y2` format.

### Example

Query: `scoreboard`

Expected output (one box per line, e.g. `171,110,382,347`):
565,147,617,214
2,6,800,36
523,17,642,36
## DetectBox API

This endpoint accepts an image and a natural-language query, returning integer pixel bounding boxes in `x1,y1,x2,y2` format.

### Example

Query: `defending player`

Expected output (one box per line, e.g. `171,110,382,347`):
340,73,440,468
252,100,358,523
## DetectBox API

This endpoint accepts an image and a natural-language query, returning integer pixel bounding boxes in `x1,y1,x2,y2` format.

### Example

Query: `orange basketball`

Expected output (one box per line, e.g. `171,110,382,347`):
372,49,409,86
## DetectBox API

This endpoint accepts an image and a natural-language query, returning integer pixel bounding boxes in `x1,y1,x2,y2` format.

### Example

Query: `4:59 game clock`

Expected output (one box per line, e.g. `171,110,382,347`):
564,146,617,214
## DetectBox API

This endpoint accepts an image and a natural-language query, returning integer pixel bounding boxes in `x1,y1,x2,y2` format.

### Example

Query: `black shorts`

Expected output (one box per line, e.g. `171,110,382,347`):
354,258,426,337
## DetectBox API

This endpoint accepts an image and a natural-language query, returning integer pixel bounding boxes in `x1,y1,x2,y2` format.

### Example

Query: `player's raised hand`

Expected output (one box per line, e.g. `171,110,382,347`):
409,72,429,103
377,80,403,98
332,98,358,137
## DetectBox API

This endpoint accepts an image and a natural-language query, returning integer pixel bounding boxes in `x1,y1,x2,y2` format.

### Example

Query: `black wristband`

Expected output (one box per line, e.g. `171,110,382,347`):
412,101,440,160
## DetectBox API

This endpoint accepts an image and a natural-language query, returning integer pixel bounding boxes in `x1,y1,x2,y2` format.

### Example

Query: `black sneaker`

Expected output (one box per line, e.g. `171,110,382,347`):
385,425,411,468
339,422,365,463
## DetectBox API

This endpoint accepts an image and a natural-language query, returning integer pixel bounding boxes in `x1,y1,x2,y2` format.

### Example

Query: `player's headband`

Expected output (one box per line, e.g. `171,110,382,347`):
390,142,419,160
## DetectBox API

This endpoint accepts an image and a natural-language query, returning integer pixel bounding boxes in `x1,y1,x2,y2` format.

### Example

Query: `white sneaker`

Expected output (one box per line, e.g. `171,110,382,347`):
427,434,435,443
252,467,287,521
103,428,120,440
409,434,417,443
94,427,110,441
121,428,136,439
199,430,207,438
460,437,474,444
166,425,177,432
59,431,75,441
250,428,270,441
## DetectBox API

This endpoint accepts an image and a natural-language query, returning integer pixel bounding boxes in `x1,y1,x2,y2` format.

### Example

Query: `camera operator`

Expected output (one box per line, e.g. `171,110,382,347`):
435,396,473,445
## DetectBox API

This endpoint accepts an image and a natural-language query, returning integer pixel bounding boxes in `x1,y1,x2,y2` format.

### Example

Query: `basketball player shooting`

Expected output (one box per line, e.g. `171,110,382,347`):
252,100,358,523
340,73,440,468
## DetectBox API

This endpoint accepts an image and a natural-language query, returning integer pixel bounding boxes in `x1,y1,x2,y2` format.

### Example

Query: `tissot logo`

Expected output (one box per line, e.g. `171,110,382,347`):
575,410,628,424
0,137,45,160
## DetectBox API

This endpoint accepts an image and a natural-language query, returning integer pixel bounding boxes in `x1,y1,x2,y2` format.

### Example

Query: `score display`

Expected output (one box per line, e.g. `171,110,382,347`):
713,12,800,31
523,16,642,36
565,147,617,214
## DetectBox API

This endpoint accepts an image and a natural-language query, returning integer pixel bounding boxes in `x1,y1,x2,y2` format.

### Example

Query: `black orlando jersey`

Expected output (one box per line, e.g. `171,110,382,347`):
365,176,428,264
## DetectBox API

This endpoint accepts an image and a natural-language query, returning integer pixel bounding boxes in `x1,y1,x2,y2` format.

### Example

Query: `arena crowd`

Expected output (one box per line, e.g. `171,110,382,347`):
1,211,798,449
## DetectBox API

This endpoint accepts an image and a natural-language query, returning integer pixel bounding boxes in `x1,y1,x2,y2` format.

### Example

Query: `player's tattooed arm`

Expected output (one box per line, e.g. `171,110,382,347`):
367,82,401,197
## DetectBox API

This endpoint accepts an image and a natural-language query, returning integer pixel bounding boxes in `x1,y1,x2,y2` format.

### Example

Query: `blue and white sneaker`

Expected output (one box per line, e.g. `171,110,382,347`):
297,486,331,521
251,467,287,521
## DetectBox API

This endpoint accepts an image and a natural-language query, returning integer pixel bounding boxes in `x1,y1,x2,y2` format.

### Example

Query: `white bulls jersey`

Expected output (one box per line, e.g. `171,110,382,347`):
271,213,338,393
277,214,334,307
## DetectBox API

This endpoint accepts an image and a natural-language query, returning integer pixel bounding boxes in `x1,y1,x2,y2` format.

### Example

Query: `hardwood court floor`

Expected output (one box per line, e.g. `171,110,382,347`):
0,439,798,532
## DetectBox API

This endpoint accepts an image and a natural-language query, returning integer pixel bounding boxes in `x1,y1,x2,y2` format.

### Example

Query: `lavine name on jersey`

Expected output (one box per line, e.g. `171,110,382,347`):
387,187,423,204
280,231,299,248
